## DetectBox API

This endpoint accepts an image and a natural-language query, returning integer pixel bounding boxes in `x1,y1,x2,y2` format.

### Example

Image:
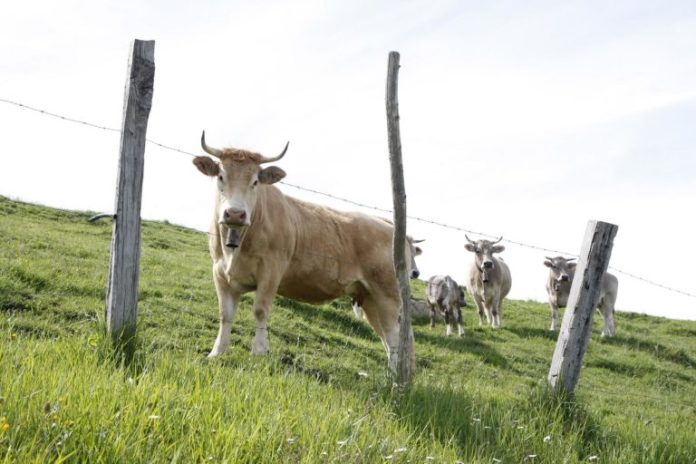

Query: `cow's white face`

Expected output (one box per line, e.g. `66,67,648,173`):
464,239,505,271
544,256,576,283
408,240,423,279
193,155,286,229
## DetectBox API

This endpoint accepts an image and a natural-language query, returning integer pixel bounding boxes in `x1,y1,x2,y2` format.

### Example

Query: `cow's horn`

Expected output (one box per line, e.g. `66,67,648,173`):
413,239,425,243
492,236,503,245
201,131,223,158
567,257,577,261
465,234,476,244
259,141,289,164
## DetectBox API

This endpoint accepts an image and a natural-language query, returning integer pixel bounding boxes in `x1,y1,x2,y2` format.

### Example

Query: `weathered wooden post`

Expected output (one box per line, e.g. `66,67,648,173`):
548,220,618,393
386,51,414,385
105,39,155,351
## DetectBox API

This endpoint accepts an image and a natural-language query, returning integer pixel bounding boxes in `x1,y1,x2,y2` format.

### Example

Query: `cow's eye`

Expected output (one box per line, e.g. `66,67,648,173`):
252,180,258,187
217,175,223,182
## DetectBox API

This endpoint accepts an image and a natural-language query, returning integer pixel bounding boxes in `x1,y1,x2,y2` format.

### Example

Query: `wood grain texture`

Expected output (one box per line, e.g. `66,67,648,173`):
106,39,155,343
548,220,618,393
386,51,414,385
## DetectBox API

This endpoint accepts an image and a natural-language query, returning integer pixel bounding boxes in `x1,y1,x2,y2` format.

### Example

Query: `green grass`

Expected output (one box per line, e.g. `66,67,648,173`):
1,195,695,463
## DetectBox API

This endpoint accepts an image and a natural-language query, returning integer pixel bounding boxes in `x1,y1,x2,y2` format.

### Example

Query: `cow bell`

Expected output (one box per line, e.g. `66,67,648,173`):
225,229,241,248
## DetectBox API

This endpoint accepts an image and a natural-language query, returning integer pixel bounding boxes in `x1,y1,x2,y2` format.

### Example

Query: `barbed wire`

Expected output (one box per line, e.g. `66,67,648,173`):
2,96,695,301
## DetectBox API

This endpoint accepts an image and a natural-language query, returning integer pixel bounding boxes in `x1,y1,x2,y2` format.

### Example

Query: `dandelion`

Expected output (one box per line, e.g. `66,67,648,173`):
11,333,17,341
1,419,10,433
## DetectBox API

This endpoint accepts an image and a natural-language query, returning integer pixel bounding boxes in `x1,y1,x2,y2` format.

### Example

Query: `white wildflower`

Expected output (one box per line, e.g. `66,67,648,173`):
543,435,551,443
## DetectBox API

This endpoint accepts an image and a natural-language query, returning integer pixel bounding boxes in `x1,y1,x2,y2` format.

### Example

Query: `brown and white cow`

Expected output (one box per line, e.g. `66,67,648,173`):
194,132,417,374
425,275,467,336
464,235,511,328
544,256,618,336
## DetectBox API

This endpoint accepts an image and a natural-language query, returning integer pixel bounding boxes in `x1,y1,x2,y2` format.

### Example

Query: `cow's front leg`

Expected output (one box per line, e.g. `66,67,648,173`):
427,302,436,329
251,282,279,355
472,294,486,326
208,263,241,357
549,301,559,331
491,293,502,329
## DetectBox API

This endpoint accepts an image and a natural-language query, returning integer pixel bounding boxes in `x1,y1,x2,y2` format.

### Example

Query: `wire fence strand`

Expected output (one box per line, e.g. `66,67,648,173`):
2,96,695,301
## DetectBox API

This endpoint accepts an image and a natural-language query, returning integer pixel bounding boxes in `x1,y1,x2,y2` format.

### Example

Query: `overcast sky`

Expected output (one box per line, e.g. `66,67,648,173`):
2,0,695,321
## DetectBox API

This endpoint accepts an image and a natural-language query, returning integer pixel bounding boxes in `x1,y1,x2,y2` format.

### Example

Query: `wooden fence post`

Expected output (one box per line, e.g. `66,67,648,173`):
386,51,414,385
548,220,618,393
105,39,155,349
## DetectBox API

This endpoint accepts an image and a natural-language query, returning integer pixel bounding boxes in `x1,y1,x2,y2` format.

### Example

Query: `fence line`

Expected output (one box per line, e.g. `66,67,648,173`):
2,96,695,301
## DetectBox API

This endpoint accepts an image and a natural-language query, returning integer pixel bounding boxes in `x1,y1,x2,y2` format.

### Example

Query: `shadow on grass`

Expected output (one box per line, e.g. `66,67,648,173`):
396,384,612,462
275,296,380,341
601,334,696,369
504,326,559,341
415,329,510,369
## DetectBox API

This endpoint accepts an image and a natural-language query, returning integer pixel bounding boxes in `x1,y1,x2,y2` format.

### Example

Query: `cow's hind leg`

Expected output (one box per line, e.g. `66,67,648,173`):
455,306,464,336
208,262,241,357
361,293,414,376
443,307,453,336
599,297,617,337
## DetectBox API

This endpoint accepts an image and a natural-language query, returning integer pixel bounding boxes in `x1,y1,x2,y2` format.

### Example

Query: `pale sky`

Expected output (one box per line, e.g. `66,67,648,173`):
2,0,695,321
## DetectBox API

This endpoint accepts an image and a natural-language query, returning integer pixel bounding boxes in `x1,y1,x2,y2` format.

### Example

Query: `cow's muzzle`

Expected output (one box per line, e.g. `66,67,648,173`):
482,261,493,269
222,208,247,226
411,269,420,279
558,274,569,282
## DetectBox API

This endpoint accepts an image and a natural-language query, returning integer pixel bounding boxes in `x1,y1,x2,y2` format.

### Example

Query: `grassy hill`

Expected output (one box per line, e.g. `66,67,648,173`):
1,195,694,463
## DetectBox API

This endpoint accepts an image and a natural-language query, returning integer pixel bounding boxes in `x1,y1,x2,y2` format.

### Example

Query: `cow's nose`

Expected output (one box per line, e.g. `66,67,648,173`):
559,275,569,282
483,261,493,269
223,208,247,225
411,269,420,279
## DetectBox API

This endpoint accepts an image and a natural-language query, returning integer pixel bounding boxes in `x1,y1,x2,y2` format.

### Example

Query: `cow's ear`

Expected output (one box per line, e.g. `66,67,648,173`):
193,157,220,177
544,260,553,268
415,246,423,256
258,166,286,184
464,243,476,252
491,245,505,254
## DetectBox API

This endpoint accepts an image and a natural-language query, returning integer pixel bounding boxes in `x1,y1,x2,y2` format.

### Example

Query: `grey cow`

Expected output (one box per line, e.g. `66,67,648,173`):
464,236,512,328
425,275,467,336
544,256,618,337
